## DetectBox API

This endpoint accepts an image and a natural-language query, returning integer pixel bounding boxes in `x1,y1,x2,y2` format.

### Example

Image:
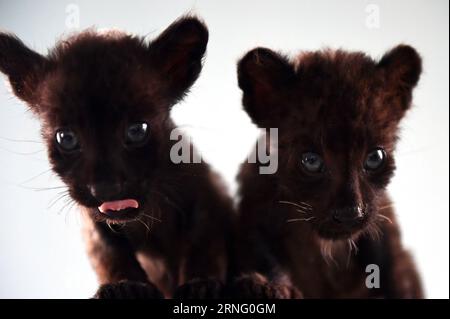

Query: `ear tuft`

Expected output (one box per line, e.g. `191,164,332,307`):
0,32,48,105
237,48,295,128
378,44,422,89
148,16,208,104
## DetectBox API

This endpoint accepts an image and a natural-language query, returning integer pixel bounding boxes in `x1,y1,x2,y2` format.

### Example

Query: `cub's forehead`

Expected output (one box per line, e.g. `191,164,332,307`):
295,49,378,77
36,31,165,126
43,67,140,106
294,49,379,96
39,68,154,125
39,32,146,94
290,50,385,126
303,96,388,150
48,30,145,64
40,34,149,102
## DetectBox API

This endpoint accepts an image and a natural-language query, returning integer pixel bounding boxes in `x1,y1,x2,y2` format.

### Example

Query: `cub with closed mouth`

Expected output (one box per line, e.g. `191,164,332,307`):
232,45,423,298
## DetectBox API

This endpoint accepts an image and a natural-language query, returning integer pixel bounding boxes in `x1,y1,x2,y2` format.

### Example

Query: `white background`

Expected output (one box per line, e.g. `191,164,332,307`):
0,0,448,298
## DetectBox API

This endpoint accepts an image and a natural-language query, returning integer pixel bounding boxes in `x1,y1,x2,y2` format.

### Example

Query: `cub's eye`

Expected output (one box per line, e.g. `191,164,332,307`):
55,129,79,152
364,148,386,171
301,152,324,173
126,122,149,146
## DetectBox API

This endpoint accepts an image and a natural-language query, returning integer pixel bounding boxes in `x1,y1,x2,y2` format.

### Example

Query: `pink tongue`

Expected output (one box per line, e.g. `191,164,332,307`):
98,199,139,213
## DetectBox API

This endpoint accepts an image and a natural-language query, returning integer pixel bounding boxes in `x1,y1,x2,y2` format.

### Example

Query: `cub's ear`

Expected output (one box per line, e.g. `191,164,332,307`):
377,45,422,112
378,44,422,88
0,33,49,106
148,16,208,104
237,47,296,128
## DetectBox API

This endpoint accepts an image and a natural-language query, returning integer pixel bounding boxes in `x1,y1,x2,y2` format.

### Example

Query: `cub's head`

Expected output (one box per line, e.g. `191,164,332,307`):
0,17,208,223
238,45,421,240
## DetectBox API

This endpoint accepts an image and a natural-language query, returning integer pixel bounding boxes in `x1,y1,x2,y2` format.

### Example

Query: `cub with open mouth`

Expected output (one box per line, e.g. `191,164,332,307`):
0,16,233,298
232,45,423,298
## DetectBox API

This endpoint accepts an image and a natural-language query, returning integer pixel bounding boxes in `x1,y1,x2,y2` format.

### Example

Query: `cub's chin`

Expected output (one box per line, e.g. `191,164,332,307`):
314,219,370,241
95,207,142,224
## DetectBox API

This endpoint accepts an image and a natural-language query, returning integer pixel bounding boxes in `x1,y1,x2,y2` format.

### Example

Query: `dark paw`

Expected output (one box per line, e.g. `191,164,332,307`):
93,281,164,299
227,273,302,299
173,278,224,299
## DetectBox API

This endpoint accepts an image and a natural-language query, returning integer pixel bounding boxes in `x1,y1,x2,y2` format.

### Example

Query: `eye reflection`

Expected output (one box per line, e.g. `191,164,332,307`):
364,148,386,171
125,122,149,146
301,152,324,173
55,129,79,152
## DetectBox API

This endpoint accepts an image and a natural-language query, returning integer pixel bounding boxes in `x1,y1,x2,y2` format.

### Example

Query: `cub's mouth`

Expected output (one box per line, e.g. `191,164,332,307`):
97,199,141,222
314,216,369,240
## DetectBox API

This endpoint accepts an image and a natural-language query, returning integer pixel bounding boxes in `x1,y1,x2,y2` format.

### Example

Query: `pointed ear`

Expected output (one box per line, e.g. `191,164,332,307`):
0,33,49,107
377,45,422,112
148,16,208,104
237,47,296,128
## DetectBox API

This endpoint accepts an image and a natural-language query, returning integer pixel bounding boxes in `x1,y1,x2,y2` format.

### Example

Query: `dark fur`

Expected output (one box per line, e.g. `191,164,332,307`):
233,46,423,298
0,16,234,298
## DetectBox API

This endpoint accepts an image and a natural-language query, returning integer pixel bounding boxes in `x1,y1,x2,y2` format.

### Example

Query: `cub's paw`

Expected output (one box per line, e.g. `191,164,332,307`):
227,273,302,299
93,280,164,299
173,278,224,299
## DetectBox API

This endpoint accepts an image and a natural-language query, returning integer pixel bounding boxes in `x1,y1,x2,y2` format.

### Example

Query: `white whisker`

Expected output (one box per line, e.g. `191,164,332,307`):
299,201,312,208
320,240,337,266
106,220,119,233
350,238,358,252
141,213,161,223
279,200,313,211
378,214,393,224
286,217,315,223
378,204,394,211
137,217,151,234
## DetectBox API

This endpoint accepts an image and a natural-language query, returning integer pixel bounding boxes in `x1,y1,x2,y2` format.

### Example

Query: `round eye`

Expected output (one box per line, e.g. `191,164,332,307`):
301,152,324,173
55,129,79,152
126,122,149,145
365,148,386,171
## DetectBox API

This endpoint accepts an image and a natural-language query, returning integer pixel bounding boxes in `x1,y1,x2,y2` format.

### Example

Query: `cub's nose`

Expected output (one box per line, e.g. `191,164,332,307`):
332,206,365,225
88,182,123,202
